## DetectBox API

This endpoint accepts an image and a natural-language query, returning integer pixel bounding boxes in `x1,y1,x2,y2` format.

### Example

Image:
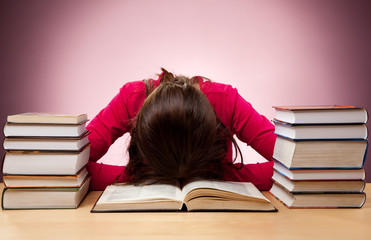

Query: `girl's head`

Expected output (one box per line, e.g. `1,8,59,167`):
125,68,239,185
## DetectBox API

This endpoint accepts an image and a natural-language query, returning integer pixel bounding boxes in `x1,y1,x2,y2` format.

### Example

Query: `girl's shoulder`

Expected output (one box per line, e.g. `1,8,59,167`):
199,77,237,97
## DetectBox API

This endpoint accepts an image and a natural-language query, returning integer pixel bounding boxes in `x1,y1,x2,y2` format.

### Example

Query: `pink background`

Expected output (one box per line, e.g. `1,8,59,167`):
1,0,370,181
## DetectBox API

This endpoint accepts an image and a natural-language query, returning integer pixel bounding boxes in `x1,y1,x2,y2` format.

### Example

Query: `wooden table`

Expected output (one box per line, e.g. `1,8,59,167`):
1,184,370,240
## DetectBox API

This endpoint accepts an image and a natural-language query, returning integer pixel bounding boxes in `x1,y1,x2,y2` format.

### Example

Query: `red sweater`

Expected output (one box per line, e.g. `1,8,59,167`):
86,76,277,190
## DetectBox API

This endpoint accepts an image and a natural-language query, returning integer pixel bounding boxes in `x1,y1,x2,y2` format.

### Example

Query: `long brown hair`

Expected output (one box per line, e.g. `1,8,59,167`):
125,68,243,185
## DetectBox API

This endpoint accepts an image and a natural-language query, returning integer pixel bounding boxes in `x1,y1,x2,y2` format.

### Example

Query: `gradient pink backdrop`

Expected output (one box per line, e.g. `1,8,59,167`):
1,0,371,181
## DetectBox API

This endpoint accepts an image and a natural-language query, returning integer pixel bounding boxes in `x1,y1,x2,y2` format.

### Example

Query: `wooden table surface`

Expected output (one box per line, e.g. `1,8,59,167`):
1,184,370,240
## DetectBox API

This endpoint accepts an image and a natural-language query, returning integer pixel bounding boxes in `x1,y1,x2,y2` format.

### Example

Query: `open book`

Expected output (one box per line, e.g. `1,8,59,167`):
91,180,276,212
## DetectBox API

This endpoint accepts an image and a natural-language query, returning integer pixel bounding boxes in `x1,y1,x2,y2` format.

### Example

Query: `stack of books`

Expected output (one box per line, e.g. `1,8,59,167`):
2,113,91,210
269,105,368,208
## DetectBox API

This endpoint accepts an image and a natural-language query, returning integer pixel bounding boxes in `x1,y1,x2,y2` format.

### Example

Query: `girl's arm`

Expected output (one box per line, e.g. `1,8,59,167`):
224,87,277,190
86,81,145,190
87,82,145,162
87,162,127,190
228,87,277,161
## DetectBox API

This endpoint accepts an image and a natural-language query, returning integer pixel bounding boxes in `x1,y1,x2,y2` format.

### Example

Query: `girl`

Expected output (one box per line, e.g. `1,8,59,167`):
86,68,276,190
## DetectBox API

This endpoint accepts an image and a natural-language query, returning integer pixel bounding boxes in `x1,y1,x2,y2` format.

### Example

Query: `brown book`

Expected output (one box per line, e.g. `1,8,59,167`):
3,168,89,188
273,160,366,180
272,170,366,193
270,182,366,208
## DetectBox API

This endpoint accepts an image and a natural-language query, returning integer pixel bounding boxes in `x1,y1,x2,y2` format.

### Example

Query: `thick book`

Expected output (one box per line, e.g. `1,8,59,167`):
3,132,90,151
273,121,368,140
3,122,87,137
273,135,368,169
273,160,366,180
273,105,368,124
3,168,89,188
2,176,90,210
2,145,90,175
91,180,277,212
7,113,88,124
272,170,365,193
269,182,366,208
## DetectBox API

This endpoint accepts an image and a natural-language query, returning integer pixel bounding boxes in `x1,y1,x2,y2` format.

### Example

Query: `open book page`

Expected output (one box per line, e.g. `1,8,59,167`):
97,183,184,204
181,180,270,202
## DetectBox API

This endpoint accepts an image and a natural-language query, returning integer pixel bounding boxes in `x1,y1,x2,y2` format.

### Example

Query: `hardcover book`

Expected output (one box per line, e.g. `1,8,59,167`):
3,122,87,137
269,182,366,208
272,170,365,193
273,135,368,169
273,105,368,124
3,168,89,188
7,113,88,124
2,176,90,210
273,121,368,140
273,160,366,180
2,144,90,175
3,132,90,151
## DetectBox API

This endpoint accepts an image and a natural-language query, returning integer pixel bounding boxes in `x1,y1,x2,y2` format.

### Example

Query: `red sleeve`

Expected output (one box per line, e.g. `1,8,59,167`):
223,162,274,190
228,87,277,161
86,82,145,162
86,81,145,190
86,162,128,190
205,83,276,190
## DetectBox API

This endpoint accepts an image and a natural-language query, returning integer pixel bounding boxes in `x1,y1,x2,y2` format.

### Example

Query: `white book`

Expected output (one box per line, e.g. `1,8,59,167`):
3,132,90,151
3,122,87,137
274,121,368,140
273,105,368,124
3,145,90,175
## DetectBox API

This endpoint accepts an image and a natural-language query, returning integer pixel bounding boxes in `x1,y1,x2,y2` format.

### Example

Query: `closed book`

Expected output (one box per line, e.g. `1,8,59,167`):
273,105,368,124
3,122,87,137
273,121,368,140
269,182,366,208
7,113,87,124
272,170,366,193
3,132,90,151
273,160,366,180
2,145,90,175
273,135,368,169
2,176,90,210
3,168,89,188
